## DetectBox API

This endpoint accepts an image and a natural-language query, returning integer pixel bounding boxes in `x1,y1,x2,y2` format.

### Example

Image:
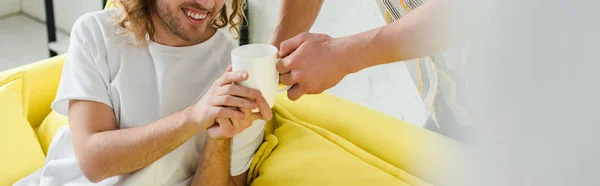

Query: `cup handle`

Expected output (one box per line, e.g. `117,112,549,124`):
276,71,292,93
278,85,292,93
276,58,292,93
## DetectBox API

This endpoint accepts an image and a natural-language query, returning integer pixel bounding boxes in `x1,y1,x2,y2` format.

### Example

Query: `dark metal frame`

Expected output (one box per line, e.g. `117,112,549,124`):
45,0,107,57
44,0,57,57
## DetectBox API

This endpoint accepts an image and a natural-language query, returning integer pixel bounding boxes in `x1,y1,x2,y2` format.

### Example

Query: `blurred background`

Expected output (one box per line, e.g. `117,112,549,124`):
0,0,428,127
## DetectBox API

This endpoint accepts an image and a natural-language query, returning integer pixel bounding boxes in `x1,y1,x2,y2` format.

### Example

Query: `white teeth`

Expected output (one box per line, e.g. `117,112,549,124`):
184,9,207,20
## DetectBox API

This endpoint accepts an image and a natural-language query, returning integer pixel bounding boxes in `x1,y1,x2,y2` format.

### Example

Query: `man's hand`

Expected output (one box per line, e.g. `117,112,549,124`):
186,65,272,139
213,107,260,140
277,32,354,101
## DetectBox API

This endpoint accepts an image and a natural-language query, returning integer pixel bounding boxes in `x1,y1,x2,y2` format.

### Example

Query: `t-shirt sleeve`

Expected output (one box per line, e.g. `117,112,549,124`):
51,15,112,116
230,120,266,176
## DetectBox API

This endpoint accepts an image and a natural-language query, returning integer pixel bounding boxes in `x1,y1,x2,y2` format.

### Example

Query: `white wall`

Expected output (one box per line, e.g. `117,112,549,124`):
20,0,44,21
0,0,21,17
21,0,102,33
247,0,385,43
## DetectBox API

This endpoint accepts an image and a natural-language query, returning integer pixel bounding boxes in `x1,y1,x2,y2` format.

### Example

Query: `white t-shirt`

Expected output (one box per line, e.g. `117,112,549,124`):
15,8,265,186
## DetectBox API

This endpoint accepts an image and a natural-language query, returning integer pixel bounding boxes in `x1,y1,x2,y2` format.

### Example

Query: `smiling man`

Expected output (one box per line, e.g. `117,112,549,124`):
15,0,270,186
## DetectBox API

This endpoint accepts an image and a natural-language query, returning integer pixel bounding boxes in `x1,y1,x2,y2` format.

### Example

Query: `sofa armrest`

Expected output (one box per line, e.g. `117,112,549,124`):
0,55,66,127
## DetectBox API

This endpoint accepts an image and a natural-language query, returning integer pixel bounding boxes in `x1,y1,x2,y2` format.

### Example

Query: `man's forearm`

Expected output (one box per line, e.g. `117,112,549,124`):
269,0,324,48
336,0,469,73
191,138,239,186
79,109,202,182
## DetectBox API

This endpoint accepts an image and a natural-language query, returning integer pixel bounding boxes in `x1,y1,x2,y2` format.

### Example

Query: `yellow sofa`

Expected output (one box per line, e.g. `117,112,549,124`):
0,55,68,184
1,56,465,186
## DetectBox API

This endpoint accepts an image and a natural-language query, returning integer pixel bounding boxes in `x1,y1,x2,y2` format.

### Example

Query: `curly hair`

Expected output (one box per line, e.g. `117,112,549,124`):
115,0,246,45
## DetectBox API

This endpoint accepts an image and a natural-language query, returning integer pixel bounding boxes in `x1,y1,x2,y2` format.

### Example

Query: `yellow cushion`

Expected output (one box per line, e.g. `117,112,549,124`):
21,55,66,128
1,55,67,128
0,72,45,185
36,111,68,155
247,93,464,186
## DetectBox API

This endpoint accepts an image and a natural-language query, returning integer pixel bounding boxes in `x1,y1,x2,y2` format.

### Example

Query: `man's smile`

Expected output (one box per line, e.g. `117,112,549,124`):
182,8,210,25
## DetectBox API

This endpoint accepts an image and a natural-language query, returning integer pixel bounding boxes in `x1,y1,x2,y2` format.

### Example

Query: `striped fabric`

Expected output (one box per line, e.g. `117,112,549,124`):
374,0,472,140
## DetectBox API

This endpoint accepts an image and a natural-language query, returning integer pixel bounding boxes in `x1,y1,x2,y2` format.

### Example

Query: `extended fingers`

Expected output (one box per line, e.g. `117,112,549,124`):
211,95,257,110
278,32,310,58
211,107,245,120
218,84,262,100
216,71,248,86
208,117,235,139
217,85,271,120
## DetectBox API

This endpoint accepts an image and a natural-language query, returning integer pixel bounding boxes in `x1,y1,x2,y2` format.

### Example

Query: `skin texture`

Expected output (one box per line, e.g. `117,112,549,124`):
268,0,324,48
191,138,246,186
272,0,468,100
152,0,220,46
70,0,269,185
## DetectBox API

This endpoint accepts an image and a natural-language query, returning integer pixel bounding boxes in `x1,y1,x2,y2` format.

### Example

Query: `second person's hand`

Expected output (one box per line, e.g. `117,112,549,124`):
276,32,354,101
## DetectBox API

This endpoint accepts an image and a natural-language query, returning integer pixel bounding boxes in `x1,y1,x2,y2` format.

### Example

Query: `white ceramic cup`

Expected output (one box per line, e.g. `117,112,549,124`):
231,44,290,112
